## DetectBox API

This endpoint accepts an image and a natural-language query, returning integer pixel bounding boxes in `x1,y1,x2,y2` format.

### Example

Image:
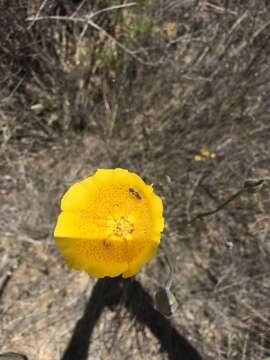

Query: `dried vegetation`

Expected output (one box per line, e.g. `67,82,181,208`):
1,1,270,359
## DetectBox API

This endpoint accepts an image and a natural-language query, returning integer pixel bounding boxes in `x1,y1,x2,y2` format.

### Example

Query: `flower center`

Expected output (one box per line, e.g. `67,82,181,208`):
112,216,134,240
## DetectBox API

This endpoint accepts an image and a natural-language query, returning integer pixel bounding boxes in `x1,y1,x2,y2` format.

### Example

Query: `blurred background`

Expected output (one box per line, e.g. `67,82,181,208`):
1,1,270,359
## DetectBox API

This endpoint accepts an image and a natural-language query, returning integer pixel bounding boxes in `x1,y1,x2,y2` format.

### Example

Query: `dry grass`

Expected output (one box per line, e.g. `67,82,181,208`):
1,1,270,359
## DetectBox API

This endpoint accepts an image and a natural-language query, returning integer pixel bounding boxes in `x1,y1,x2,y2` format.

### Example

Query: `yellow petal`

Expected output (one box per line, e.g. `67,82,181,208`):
194,155,203,161
123,243,158,278
57,236,129,278
201,149,210,157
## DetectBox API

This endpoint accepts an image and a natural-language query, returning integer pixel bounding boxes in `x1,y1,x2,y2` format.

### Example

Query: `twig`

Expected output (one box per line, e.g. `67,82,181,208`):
27,2,136,23
204,1,237,16
237,297,270,328
2,76,25,103
241,333,249,360
27,0,49,29
189,179,265,224
0,255,12,297
189,188,243,224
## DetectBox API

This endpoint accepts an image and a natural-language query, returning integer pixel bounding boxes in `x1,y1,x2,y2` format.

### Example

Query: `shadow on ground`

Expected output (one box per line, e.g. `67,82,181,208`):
61,277,203,360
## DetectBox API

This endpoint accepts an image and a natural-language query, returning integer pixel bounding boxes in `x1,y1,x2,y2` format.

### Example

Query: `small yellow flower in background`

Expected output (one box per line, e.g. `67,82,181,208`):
193,146,216,161
193,154,203,161
54,168,164,278
200,148,210,157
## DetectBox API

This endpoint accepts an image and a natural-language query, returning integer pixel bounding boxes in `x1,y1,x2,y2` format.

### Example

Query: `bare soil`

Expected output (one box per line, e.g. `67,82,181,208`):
1,1,270,359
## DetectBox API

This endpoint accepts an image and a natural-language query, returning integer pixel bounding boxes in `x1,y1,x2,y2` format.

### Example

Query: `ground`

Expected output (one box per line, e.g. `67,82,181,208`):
1,1,270,359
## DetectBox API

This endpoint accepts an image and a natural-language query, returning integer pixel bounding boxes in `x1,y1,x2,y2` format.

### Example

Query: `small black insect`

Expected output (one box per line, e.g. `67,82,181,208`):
128,187,142,200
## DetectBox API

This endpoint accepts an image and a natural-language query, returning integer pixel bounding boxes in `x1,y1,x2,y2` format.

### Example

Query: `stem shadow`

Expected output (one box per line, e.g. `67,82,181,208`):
61,277,203,360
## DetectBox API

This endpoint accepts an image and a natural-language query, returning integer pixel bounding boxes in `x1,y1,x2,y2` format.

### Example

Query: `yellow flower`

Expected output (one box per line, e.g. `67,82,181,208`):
201,148,210,157
193,155,203,161
54,168,164,278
